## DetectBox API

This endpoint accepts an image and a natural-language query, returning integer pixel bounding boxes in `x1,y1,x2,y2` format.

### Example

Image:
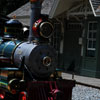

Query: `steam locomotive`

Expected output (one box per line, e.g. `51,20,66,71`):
0,18,56,78
0,17,58,98
0,0,75,100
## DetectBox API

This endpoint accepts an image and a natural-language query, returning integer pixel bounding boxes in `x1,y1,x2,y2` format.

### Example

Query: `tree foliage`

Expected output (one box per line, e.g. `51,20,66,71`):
0,0,28,15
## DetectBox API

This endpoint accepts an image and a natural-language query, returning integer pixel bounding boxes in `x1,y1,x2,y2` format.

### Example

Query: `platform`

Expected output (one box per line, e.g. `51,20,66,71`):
62,73,100,88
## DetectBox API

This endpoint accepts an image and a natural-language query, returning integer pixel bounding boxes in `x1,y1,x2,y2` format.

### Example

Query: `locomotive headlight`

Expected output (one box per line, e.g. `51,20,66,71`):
33,19,54,38
39,22,54,38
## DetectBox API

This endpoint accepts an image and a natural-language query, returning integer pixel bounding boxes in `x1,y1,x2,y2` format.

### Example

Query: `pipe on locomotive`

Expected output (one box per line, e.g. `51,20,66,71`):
28,0,43,42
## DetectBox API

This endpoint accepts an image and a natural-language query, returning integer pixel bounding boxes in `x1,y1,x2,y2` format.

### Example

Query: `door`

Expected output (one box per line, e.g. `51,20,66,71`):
64,21,83,73
81,21,98,77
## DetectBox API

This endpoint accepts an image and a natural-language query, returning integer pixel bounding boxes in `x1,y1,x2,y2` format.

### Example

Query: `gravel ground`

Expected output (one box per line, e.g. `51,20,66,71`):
72,85,100,100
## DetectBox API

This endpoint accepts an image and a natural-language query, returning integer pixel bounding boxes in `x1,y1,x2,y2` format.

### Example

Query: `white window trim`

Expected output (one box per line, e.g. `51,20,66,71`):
87,21,97,51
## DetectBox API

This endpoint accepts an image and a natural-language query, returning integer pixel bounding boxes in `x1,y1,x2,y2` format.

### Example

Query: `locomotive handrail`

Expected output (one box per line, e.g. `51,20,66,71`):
0,68,19,71
19,56,36,81
24,64,36,81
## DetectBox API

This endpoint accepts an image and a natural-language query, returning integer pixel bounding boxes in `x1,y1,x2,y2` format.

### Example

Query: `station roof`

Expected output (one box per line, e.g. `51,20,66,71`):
49,0,100,18
8,0,54,18
8,0,100,25
49,0,83,18
8,0,54,25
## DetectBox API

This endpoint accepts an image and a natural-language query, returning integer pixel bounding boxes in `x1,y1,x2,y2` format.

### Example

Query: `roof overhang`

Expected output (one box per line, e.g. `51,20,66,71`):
49,0,83,18
49,0,100,18
89,0,100,17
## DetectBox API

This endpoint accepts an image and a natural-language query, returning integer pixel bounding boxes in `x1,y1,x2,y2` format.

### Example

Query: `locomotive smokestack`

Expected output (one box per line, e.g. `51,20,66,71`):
28,0,43,42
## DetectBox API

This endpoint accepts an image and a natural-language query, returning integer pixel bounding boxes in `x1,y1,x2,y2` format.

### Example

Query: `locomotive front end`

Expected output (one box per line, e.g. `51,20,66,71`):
13,42,57,79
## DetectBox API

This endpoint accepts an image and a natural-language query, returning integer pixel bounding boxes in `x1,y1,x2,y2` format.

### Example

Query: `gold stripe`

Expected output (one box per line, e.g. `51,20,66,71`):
11,42,23,64
0,82,8,86
1,41,12,56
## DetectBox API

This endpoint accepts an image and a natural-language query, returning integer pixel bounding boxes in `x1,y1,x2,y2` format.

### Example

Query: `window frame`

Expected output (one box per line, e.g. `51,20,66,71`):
86,21,97,57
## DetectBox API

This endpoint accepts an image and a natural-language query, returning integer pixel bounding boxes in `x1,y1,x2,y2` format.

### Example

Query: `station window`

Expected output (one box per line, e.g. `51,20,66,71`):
86,21,97,57
50,22,61,51
67,22,82,31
